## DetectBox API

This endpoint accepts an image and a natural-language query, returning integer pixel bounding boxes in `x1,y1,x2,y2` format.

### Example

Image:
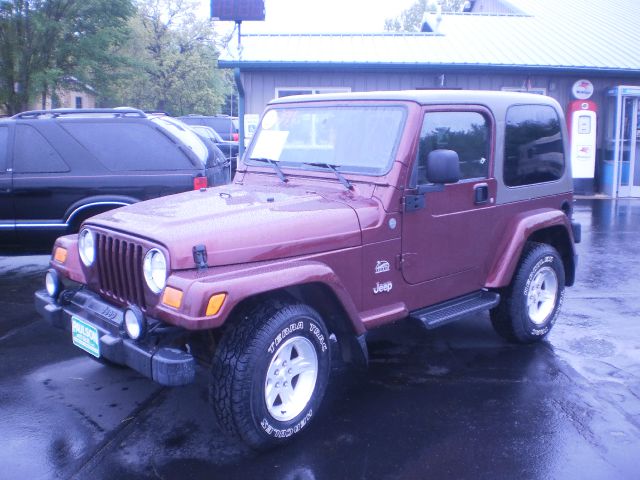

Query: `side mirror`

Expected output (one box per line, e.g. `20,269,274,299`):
426,149,460,184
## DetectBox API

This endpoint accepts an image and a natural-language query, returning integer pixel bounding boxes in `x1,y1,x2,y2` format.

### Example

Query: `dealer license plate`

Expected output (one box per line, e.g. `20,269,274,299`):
71,316,100,358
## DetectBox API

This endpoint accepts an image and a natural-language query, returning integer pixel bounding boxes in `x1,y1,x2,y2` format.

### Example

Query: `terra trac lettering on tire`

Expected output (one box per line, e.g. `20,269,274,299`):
210,301,331,450
490,242,566,344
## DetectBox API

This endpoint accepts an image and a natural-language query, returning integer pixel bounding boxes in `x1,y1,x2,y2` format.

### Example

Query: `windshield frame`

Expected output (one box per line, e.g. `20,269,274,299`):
245,103,408,177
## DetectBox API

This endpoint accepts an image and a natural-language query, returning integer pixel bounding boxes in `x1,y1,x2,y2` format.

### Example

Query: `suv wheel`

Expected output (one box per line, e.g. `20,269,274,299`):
210,300,331,450
490,242,565,343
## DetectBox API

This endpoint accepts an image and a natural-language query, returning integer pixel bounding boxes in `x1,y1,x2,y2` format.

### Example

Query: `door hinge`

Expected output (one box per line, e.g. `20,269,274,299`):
404,194,425,212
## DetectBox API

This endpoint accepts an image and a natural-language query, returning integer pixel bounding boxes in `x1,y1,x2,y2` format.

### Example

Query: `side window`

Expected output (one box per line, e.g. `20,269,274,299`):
415,111,489,185
504,105,565,187
13,125,69,173
0,126,8,171
61,122,194,171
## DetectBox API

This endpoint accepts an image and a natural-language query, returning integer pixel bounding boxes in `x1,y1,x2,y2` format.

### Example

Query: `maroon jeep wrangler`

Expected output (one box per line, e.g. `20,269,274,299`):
36,90,580,449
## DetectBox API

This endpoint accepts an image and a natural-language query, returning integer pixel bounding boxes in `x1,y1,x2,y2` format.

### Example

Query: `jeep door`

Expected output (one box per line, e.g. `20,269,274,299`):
401,107,498,298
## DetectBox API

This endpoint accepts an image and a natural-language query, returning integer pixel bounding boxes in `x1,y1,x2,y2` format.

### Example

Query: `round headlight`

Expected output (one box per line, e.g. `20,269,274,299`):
45,269,61,298
124,307,146,340
78,229,95,267
143,248,167,294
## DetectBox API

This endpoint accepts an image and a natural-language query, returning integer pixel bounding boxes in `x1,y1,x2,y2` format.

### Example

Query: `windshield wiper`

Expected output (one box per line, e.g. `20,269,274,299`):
302,162,353,191
249,157,288,183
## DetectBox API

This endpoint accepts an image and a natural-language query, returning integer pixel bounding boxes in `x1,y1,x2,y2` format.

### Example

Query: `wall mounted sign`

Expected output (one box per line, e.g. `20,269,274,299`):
572,79,594,100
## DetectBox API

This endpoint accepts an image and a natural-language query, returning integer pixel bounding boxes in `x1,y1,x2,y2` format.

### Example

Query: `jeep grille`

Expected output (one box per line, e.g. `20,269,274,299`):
96,233,147,310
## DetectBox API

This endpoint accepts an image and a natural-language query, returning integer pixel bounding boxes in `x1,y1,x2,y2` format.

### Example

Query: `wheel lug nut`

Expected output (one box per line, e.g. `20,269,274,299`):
276,382,281,388
283,361,287,367
283,381,288,387
274,369,279,375
288,369,292,374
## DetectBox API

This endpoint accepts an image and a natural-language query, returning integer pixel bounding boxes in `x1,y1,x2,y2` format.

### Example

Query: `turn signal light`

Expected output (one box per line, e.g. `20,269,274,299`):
193,176,208,190
206,293,227,316
53,247,67,264
162,286,183,309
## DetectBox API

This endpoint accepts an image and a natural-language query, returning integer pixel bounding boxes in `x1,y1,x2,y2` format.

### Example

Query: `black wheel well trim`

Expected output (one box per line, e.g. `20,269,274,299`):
65,198,137,226
527,226,576,286
223,283,368,366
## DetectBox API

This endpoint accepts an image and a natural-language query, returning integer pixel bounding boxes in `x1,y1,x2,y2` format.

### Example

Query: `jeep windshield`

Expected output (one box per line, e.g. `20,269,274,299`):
246,105,407,176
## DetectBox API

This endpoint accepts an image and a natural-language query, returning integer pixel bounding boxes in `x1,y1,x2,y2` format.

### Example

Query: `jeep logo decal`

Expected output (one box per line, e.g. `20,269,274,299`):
373,281,393,294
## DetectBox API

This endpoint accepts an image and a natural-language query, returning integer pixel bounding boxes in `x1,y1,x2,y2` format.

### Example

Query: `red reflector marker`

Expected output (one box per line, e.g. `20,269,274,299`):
232,133,239,141
193,176,208,190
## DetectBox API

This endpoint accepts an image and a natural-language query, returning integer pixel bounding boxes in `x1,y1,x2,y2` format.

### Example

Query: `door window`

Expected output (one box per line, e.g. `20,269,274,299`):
13,125,69,173
414,111,490,185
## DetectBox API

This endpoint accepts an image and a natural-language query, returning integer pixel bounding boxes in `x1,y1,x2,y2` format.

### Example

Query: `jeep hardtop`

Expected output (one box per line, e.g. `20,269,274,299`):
36,90,581,449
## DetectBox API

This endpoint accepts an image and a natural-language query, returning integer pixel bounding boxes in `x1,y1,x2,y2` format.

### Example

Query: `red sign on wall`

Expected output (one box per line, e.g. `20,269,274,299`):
211,0,265,21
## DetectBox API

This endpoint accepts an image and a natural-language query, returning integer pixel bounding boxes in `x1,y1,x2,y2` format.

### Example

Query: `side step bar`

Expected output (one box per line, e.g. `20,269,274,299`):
410,290,500,330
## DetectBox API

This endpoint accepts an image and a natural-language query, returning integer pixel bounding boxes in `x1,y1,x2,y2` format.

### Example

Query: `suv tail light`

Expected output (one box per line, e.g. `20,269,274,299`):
232,133,239,141
193,176,208,190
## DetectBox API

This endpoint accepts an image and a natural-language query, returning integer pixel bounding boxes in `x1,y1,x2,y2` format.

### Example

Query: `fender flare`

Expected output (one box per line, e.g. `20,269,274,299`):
157,259,365,334
485,209,575,289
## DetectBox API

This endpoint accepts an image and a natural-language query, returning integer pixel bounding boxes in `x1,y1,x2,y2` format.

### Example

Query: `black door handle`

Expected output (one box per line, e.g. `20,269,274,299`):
474,183,489,205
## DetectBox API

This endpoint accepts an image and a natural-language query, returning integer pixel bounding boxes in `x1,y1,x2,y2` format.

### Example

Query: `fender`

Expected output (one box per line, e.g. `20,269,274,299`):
155,260,365,334
49,234,87,284
64,195,138,226
485,209,575,289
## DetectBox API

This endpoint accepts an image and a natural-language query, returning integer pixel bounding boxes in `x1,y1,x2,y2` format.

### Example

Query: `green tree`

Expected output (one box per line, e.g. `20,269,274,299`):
110,0,230,115
385,0,466,32
0,0,134,114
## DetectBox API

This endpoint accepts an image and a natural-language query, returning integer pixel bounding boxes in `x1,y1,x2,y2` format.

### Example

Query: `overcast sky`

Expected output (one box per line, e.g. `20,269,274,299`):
198,0,418,33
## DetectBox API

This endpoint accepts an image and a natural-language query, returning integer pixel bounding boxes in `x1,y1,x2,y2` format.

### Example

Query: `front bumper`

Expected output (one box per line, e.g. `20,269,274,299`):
35,288,195,386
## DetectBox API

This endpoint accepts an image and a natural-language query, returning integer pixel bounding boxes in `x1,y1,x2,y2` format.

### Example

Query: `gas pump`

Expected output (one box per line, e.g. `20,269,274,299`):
567,99,597,194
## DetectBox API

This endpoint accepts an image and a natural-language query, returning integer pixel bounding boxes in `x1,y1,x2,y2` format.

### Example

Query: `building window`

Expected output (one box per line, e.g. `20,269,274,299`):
501,86,547,96
275,87,351,98
75,96,83,109
504,105,565,187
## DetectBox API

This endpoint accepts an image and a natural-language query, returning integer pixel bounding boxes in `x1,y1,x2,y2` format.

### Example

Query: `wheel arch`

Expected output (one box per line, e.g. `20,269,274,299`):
485,209,577,289
222,281,368,366
528,226,576,286
64,196,138,231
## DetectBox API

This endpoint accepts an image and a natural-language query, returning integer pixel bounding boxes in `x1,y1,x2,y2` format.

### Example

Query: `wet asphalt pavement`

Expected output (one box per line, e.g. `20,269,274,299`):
1,198,639,480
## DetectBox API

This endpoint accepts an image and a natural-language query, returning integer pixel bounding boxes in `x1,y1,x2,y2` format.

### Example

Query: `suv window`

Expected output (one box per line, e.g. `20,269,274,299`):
14,124,69,173
415,111,489,185
179,116,238,140
61,122,194,171
0,126,8,171
504,105,564,187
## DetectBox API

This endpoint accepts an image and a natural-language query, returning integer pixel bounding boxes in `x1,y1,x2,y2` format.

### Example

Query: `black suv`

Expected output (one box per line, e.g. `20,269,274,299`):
178,114,239,142
0,108,229,251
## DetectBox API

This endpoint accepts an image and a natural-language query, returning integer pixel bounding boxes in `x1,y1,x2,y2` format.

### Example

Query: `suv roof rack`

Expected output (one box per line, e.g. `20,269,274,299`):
12,108,147,119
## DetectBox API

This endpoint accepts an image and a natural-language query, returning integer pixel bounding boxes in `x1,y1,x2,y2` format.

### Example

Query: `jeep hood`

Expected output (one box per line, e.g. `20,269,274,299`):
87,183,367,269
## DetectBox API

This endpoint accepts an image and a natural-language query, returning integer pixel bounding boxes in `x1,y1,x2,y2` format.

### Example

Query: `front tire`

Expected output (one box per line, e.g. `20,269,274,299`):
210,301,331,450
491,242,565,343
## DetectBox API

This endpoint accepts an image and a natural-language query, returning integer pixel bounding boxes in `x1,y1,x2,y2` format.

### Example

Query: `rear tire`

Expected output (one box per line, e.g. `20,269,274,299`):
490,242,565,343
210,300,331,450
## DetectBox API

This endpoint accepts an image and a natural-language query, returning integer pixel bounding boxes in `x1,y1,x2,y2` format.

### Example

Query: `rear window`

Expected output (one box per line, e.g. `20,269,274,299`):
180,117,237,135
504,105,565,186
62,122,195,171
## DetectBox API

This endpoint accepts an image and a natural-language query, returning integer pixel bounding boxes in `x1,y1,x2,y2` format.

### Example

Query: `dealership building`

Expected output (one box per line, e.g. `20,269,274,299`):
219,0,640,197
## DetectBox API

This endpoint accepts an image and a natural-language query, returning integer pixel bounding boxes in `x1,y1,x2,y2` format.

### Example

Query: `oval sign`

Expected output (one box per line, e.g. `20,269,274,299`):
572,79,594,100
